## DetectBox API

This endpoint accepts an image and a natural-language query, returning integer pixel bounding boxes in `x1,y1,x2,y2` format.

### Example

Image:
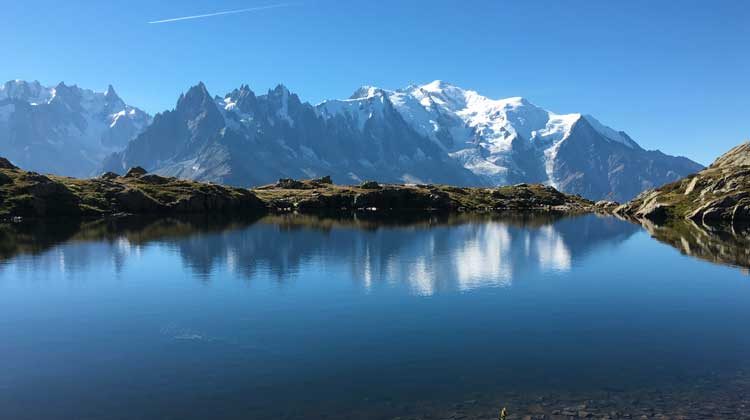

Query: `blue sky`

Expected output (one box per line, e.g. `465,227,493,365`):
3,0,748,164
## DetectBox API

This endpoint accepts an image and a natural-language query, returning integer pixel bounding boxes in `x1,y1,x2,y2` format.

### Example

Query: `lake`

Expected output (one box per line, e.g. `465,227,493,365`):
1,213,749,419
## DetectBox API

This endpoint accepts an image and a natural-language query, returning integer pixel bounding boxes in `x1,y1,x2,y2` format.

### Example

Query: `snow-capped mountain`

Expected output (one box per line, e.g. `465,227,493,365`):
104,82,478,187
103,80,701,200
0,80,151,176
319,81,702,201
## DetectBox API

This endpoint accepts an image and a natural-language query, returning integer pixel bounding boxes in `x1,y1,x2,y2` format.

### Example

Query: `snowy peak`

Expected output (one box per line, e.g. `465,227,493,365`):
103,79,702,201
349,86,387,100
0,80,51,103
0,79,152,176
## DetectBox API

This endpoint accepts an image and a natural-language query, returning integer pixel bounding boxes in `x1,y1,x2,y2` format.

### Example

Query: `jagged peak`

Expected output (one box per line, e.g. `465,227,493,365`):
178,82,212,104
419,79,458,92
105,84,118,98
270,84,290,96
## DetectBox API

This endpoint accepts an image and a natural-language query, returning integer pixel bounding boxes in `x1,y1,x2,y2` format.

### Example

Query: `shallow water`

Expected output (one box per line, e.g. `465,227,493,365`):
0,213,748,419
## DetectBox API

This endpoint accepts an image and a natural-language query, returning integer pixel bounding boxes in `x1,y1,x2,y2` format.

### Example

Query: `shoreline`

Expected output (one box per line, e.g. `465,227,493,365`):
0,162,600,221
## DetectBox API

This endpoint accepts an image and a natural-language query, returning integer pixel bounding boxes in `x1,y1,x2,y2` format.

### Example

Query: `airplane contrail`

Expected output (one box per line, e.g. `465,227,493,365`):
148,3,291,24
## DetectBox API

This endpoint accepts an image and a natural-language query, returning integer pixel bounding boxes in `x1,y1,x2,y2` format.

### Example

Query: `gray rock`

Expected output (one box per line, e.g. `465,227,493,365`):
124,166,148,178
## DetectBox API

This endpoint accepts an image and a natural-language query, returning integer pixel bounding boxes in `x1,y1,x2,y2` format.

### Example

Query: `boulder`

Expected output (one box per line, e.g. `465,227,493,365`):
124,166,148,178
312,175,333,185
0,157,17,170
635,200,671,223
99,171,120,180
595,200,620,212
275,178,307,189
115,188,162,213
359,181,381,190
138,174,171,185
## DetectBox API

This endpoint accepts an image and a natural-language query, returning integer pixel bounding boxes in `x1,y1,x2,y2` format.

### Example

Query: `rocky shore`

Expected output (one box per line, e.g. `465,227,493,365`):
0,157,597,220
615,142,750,226
249,368,750,419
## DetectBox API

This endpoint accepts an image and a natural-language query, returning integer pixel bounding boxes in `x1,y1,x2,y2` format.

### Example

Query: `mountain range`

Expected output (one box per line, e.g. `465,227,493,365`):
0,80,150,177
1,79,702,201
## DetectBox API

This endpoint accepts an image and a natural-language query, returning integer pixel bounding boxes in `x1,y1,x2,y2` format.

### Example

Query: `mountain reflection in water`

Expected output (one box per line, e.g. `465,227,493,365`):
0,213,638,292
641,218,750,272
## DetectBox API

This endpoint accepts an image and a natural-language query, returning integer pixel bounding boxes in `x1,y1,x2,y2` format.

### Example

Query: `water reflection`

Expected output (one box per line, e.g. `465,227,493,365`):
641,218,750,271
0,213,638,292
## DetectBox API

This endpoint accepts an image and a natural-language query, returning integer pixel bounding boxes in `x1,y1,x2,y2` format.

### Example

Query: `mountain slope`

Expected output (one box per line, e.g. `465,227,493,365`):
0,80,150,177
320,81,702,201
104,80,701,200
618,141,750,225
104,83,480,187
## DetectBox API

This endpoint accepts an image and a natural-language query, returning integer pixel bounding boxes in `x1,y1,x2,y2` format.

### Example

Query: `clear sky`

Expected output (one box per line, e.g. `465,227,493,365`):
3,0,748,164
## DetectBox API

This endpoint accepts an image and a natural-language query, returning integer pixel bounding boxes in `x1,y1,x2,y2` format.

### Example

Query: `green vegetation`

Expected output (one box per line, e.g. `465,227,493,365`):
0,160,597,220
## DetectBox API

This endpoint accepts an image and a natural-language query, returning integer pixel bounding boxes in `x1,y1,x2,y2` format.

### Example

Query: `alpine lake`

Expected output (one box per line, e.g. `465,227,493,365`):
1,212,749,419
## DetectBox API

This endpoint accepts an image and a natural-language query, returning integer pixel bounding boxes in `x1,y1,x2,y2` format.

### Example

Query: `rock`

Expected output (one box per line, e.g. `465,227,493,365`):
137,174,171,185
360,181,381,190
353,187,453,210
124,166,148,178
275,178,307,189
99,171,120,180
312,175,333,185
115,188,162,213
595,200,620,211
635,200,671,222
0,157,17,170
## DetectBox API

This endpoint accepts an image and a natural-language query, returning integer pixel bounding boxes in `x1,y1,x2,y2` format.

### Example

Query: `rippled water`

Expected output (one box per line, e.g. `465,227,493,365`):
0,213,748,419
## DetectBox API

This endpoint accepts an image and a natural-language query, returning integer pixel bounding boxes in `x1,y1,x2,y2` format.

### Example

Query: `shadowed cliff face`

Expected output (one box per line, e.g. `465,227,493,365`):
552,118,702,202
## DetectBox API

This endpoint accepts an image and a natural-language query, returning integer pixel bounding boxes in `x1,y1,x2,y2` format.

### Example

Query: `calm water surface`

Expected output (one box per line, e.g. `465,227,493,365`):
0,214,748,419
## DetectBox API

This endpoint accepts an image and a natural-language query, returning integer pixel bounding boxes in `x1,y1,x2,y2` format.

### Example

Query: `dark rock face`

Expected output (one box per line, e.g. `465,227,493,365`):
0,157,17,170
551,118,703,202
352,188,454,210
115,188,160,213
360,181,381,189
275,178,309,189
124,167,147,178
